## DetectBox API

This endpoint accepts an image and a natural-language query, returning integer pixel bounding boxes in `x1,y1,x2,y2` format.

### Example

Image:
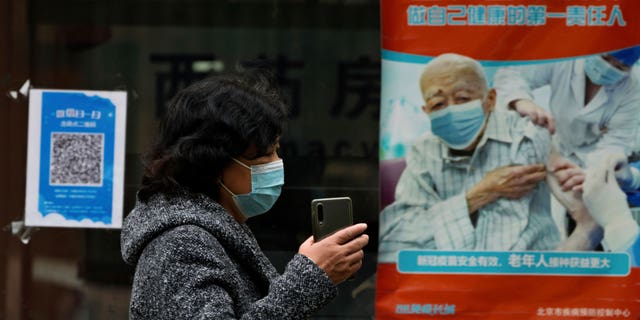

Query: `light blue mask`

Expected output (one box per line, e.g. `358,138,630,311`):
429,99,487,150
220,158,284,219
584,55,629,86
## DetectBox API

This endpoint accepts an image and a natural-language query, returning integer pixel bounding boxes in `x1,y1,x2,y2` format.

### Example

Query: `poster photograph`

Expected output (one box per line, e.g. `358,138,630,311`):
24,89,127,229
377,1,640,318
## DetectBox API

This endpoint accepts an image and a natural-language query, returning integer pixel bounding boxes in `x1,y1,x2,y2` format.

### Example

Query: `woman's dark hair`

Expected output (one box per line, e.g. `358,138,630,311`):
138,71,288,202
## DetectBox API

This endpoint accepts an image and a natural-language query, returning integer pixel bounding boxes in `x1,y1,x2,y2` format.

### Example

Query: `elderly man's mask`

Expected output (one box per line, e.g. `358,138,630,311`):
429,99,486,150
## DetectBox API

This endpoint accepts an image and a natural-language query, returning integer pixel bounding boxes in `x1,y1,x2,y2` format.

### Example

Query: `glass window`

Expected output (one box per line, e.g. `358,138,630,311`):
2,0,380,318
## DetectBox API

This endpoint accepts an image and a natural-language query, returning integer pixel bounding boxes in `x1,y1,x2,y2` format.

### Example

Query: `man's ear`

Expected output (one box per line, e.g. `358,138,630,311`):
484,88,497,113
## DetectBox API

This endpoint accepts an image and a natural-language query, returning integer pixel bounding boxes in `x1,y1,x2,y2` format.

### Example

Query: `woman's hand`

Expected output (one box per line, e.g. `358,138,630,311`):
298,223,369,285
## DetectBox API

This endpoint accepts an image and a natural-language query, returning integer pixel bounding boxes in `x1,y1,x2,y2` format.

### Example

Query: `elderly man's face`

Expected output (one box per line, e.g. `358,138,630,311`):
420,64,494,115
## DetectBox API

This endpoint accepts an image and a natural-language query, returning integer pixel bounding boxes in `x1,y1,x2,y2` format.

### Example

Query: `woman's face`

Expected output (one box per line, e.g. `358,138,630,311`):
219,142,281,222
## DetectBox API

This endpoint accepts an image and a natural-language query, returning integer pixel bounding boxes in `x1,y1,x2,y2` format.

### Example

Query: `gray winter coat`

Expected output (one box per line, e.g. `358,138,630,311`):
121,191,337,319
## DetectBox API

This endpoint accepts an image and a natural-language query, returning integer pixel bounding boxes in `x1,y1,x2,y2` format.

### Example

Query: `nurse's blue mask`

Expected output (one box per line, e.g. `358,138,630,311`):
584,55,629,86
220,158,284,219
429,99,487,150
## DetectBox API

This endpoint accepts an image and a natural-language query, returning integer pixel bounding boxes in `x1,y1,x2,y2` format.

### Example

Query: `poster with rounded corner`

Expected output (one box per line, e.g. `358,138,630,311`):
377,1,640,318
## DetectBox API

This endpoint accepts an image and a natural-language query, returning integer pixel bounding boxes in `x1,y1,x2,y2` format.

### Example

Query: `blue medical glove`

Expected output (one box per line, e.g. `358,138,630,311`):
583,153,640,252
612,155,640,192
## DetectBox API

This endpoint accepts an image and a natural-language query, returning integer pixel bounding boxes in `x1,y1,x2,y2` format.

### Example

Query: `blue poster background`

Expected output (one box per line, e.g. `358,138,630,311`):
38,91,116,224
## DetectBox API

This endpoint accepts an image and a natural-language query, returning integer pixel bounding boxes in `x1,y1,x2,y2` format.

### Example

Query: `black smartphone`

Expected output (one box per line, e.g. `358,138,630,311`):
311,197,353,242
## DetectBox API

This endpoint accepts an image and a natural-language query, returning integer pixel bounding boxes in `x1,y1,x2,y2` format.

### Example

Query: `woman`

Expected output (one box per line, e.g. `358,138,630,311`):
121,72,369,319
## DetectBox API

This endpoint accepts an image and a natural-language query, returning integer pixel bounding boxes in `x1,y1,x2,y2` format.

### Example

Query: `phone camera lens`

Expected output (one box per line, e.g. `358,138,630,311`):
317,203,324,223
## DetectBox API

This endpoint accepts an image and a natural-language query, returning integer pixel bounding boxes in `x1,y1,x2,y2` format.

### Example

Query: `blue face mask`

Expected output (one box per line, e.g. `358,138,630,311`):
429,99,487,150
220,158,284,219
584,55,629,86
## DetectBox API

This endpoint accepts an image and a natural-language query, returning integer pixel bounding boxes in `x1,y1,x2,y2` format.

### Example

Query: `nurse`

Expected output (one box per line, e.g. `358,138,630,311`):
494,46,640,168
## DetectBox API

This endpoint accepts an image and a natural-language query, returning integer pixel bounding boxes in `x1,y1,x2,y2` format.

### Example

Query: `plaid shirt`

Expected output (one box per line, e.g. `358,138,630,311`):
379,110,560,263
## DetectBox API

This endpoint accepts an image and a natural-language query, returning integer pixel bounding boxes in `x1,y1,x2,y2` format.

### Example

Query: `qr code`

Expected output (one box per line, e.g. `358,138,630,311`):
50,133,104,186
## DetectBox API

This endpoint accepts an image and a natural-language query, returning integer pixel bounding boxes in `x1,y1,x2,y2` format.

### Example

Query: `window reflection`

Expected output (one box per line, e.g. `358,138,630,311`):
6,0,381,318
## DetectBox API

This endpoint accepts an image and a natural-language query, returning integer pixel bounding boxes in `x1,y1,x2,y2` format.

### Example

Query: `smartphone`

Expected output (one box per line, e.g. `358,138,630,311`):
311,197,353,241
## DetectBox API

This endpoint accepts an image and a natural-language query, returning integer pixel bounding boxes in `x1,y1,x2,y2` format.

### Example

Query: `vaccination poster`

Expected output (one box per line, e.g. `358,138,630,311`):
377,0,640,319
25,89,127,229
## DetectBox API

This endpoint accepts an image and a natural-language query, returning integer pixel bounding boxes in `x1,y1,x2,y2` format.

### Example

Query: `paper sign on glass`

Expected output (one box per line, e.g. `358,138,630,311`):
25,89,127,229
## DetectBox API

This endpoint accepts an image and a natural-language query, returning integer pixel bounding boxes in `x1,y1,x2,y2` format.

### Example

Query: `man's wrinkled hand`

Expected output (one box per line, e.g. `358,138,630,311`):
486,164,546,199
471,164,546,202
466,164,546,213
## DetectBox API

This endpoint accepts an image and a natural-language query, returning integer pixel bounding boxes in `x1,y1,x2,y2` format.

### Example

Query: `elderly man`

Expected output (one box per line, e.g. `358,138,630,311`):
378,53,596,262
